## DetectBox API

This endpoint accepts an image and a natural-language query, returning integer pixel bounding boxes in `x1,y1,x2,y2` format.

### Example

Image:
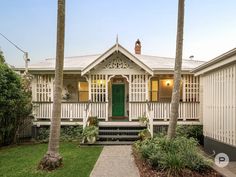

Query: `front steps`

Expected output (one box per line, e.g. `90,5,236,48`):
95,124,146,145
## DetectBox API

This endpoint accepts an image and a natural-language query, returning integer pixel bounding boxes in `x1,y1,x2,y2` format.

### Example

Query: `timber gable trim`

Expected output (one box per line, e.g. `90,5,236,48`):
81,43,153,76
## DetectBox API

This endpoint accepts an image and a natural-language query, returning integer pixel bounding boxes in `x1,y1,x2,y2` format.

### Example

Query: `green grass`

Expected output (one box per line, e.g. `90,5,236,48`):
0,143,103,177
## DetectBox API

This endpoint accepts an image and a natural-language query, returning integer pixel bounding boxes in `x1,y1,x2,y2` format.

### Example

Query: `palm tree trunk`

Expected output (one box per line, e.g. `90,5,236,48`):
167,0,185,139
39,0,65,170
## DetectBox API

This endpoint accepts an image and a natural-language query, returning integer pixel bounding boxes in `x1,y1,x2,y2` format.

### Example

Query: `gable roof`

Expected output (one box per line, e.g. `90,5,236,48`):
15,43,205,73
81,43,153,75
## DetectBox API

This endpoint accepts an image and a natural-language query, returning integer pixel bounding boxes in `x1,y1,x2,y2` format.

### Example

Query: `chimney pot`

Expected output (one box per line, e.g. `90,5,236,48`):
135,39,141,54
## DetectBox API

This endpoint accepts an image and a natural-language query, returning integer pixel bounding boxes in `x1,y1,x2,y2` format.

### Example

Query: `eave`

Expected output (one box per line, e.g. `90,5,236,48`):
192,48,236,76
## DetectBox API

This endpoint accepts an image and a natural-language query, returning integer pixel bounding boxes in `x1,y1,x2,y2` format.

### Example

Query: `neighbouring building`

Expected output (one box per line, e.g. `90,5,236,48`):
193,48,236,161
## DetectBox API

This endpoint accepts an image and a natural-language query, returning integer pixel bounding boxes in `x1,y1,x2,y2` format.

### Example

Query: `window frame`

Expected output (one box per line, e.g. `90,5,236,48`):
78,81,89,102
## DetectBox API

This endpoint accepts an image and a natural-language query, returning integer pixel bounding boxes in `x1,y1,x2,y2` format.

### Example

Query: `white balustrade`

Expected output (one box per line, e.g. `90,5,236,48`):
33,102,199,122
129,102,199,121
149,102,200,120
33,102,108,121
129,102,146,119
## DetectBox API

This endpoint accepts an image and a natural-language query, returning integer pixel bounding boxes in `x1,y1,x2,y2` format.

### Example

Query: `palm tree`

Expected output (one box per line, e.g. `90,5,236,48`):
39,0,65,170
167,0,185,139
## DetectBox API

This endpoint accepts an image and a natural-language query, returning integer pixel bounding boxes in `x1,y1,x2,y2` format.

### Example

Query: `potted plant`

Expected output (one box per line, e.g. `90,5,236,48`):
138,116,149,126
138,129,151,141
82,125,99,144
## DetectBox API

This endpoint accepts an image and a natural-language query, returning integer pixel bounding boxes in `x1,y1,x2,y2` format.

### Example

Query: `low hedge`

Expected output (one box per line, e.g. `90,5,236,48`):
176,125,203,145
36,126,83,143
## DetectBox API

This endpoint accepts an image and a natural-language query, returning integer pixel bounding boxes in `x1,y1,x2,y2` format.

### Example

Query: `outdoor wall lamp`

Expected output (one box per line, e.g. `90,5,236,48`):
166,80,171,86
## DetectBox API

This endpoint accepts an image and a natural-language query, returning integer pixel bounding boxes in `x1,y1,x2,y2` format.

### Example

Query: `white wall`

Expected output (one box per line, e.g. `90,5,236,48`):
202,62,236,146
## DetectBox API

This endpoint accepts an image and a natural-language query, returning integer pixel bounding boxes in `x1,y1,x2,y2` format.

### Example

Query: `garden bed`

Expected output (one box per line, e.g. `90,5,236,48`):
133,149,221,177
132,136,222,177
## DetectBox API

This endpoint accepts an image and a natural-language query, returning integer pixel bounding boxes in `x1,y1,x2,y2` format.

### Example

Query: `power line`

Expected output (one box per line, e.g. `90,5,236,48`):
0,32,26,54
0,32,29,73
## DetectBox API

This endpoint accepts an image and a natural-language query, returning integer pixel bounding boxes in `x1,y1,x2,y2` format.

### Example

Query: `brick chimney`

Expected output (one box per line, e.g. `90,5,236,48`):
134,39,141,54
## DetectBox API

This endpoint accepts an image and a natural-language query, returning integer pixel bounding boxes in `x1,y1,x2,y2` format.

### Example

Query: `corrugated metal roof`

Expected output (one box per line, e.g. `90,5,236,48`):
26,53,204,71
28,54,99,70
134,54,204,70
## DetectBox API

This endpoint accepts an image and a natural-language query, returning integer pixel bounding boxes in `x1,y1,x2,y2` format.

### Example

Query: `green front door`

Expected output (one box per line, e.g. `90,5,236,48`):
112,84,125,116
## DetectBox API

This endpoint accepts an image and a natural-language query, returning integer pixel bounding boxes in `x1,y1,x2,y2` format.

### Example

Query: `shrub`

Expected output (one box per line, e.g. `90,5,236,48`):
60,126,83,142
134,136,211,175
36,126,83,142
138,129,151,141
82,126,98,139
0,62,32,146
176,125,203,144
37,127,50,143
87,116,99,126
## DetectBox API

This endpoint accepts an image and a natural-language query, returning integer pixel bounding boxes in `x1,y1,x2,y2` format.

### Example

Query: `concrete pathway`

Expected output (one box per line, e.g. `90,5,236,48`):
226,162,236,175
90,145,140,177
200,149,236,177
212,162,236,177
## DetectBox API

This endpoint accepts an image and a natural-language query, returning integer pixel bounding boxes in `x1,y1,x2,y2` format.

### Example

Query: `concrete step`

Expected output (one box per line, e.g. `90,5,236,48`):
99,129,141,133
98,121,145,127
81,141,134,146
97,124,145,142
94,141,134,145
98,135,139,139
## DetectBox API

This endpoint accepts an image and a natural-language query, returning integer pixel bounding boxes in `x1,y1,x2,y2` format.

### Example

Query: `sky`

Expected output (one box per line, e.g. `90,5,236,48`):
0,0,236,67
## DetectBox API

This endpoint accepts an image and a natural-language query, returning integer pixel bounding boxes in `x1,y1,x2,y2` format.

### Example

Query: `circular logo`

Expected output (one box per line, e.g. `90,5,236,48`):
215,153,229,168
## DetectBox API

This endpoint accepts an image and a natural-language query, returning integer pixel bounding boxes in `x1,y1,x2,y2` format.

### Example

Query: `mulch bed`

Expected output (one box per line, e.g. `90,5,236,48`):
132,150,222,177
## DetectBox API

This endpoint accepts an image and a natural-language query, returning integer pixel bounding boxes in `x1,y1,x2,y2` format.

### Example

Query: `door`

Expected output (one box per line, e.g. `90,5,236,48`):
112,84,125,116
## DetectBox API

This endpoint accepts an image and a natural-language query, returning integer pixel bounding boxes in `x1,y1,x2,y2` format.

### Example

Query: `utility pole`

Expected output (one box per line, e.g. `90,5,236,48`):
24,52,30,73
0,32,30,73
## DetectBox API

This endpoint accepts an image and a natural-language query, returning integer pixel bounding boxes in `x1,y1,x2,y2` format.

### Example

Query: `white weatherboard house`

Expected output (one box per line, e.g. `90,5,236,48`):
17,40,203,127
193,48,236,161
15,40,236,159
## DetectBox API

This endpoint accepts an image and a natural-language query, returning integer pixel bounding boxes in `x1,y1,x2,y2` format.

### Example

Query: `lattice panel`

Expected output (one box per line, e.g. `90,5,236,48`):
91,74,107,102
182,75,199,102
35,75,54,102
130,75,147,102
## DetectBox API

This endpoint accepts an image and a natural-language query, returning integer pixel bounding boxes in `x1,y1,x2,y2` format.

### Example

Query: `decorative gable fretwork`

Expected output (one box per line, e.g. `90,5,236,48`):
103,58,130,69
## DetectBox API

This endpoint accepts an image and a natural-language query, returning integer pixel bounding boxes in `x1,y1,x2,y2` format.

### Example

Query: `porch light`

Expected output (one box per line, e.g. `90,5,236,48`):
166,80,171,86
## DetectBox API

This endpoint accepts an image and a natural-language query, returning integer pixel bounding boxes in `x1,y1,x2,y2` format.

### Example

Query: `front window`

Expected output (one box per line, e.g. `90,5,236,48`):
78,81,89,102
149,79,159,101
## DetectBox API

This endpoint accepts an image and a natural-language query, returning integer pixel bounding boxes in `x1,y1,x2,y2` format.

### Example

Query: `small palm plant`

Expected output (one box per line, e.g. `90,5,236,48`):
82,125,99,144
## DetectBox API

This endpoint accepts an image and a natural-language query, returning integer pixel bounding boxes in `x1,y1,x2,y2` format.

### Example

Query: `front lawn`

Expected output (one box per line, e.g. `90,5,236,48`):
0,143,102,177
